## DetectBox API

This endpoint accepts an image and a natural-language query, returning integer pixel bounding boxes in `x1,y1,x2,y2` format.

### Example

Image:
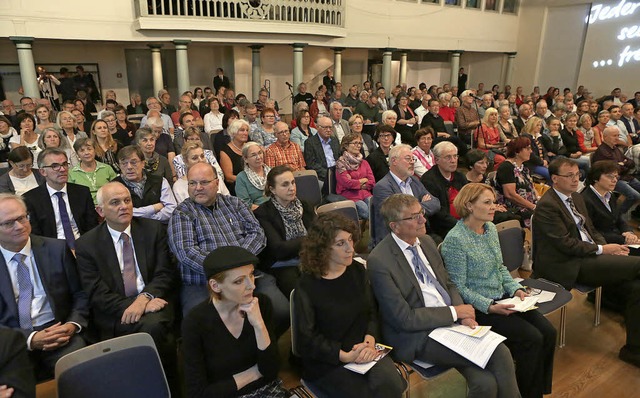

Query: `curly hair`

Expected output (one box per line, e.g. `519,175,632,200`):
300,213,360,278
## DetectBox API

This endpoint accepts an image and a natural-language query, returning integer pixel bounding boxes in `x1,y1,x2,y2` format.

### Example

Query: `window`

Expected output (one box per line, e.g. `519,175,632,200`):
444,0,460,6
503,0,519,14
465,0,480,9
485,0,497,11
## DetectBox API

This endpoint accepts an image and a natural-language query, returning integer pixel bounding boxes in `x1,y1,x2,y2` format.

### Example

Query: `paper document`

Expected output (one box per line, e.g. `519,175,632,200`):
496,296,539,312
344,343,392,374
353,256,367,266
628,244,640,249
429,327,506,368
513,277,524,283
535,290,556,303
447,324,492,338
413,359,436,369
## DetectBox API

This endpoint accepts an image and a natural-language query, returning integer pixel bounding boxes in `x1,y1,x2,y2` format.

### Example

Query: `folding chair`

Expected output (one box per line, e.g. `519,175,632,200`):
316,200,359,224
55,333,169,398
294,169,323,208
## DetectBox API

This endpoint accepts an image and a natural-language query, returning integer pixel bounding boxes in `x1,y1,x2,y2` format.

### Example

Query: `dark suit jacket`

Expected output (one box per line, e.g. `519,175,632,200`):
421,167,467,238
532,189,606,289
0,171,45,195
254,200,316,270
371,172,440,246
213,75,230,92
303,134,340,182
75,218,176,339
23,183,98,239
0,235,89,338
0,329,35,398
367,234,464,362
621,117,640,137
513,117,525,135
581,187,631,245
420,112,447,133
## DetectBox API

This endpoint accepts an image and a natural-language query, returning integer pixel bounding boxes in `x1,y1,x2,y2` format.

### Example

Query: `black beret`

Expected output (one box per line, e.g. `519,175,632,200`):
203,246,259,279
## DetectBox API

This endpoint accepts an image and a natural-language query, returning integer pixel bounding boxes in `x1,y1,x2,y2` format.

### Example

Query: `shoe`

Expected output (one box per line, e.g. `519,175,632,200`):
619,345,640,368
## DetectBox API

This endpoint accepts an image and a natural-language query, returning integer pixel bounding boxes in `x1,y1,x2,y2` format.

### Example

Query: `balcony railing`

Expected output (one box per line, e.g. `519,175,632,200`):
137,0,344,27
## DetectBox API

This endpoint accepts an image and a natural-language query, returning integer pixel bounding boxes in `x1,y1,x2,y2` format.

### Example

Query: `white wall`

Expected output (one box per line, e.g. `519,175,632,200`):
462,52,507,90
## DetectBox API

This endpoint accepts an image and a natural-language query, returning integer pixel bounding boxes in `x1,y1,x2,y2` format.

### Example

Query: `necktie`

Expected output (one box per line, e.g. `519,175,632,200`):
566,197,594,243
14,254,33,331
54,192,76,250
407,246,451,305
121,233,138,297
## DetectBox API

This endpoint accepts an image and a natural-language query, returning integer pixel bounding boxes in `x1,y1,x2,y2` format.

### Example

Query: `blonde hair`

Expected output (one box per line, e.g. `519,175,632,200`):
453,183,495,219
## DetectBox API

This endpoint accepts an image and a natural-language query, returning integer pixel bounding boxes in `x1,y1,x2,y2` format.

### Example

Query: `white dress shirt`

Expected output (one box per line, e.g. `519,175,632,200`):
107,224,145,294
46,184,80,240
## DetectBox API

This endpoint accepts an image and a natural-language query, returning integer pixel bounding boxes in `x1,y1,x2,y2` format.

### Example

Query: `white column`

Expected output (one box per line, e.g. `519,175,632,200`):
10,37,39,99
504,52,517,88
148,44,164,96
450,50,462,88
399,51,408,86
381,48,394,93
292,43,307,93
173,40,191,95
332,47,344,83
250,45,263,102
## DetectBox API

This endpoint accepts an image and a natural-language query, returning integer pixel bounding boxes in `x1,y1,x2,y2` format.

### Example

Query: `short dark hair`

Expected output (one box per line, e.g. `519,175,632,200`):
8,146,33,164
37,147,68,168
506,136,531,158
466,149,489,169
265,165,293,197
73,137,95,153
548,157,578,176
117,145,144,162
105,99,117,106
222,110,240,129
179,111,194,125
374,124,396,141
113,105,127,114
587,160,619,186
16,112,36,128
414,127,435,142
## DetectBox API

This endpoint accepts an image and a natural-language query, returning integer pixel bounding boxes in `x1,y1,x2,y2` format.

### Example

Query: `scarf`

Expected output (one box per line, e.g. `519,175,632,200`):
245,164,271,190
145,152,160,173
0,127,16,151
123,174,147,199
335,151,363,174
271,197,307,241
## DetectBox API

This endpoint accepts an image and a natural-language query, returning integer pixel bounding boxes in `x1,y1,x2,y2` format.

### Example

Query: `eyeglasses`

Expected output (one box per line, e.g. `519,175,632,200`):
247,152,263,159
397,208,426,222
557,172,580,180
10,162,32,170
604,173,619,181
275,130,290,135
188,179,216,188
119,160,141,167
318,125,333,129
41,162,69,171
349,142,363,146
378,133,393,139
524,287,542,296
0,214,30,230
401,156,416,163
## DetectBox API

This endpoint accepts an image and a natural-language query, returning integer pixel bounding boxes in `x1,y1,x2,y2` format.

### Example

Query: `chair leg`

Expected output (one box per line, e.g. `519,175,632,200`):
594,286,602,326
395,362,412,398
558,306,566,348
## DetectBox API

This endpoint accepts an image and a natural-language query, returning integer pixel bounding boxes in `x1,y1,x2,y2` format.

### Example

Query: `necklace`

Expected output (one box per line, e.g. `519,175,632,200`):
230,141,243,152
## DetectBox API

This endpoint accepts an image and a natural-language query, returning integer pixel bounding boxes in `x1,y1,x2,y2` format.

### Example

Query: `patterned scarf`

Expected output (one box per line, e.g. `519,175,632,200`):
144,152,160,173
122,174,147,199
271,197,307,241
335,151,363,174
245,164,271,190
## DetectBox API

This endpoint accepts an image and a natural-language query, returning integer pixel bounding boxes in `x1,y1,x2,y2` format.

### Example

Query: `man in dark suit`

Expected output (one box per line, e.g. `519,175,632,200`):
368,194,519,397
0,329,35,398
371,144,440,246
75,181,178,392
513,103,531,134
212,68,230,94
23,148,98,251
621,103,640,139
457,67,467,92
303,115,340,186
329,102,350,142
533,158,640,367
0,193,88,380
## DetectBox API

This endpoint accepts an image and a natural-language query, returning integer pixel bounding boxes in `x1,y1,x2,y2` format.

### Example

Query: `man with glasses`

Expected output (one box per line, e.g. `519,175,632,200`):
168,162,290,336
171,95,203,129
18,97,36,117
264,122,305,171
371,144,440,246
0,193,88,381
23,148,98,251
303,116,341,188
533,158,640,368
113,146,176,223
368,193,520,397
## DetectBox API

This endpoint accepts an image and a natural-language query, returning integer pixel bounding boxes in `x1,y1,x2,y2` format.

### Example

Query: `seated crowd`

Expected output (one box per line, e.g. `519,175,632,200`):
3,77,640,398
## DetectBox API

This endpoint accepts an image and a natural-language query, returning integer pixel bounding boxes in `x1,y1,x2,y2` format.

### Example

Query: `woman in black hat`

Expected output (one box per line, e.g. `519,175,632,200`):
181,246,288,398
293,213,407,398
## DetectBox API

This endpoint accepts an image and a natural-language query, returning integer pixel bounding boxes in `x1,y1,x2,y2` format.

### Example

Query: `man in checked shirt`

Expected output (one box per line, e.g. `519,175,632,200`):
168,162,289,336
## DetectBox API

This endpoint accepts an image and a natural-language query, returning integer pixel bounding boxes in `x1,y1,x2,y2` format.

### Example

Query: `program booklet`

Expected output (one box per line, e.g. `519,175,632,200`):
344,343,393,374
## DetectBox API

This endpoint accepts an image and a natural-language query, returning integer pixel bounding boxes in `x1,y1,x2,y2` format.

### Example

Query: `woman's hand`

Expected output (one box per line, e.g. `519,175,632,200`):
623,232,639,245
488,303,515,315
0,385,14,398
354,346,378,363
514,289,528,301
239,297,266,329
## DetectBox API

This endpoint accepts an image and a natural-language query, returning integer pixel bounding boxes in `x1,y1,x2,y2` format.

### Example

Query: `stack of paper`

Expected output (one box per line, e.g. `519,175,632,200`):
496,296,539,312
429,326,506,368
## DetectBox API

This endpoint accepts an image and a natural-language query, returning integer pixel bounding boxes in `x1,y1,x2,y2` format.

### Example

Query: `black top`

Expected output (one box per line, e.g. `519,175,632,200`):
420,167,467,238
181,293,279,398
293,93,314,107
114,174,163,209
366,147,390,182
212,130,231,161
295,263,379,381
220,145,244,195
581,187,631,245
540,133,567,157
155,133,176,159
560,128,581,155
421,112,447,133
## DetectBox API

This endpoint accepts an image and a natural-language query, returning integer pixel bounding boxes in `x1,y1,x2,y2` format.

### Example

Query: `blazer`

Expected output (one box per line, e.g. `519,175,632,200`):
532,189,606,289
581,187,632,245
0,171,45,195
254,200,316,270
0,235,89,338
75,218,177,339
23,183,98,239
513,117,525,135
331,119,351,140
420,167,467,238
303,133,341,182
371,172,440,246
367,234,464,362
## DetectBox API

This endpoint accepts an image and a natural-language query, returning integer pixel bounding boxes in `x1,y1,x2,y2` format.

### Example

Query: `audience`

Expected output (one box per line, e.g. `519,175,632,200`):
91,119,121,173
412,127,436,177
442,183,555,398
465,149,490,183
366,125,396,182
250,107,278,148
290,109,316,151
264,121,306,171
519,116,550,182
0,329,35,397
173,126,220,179
303,115,340,188
0,146,45,195
134,127,174,184
477,107,507,169
173,142,229,203
68,138,117,205
294,213,406,397
235,142,270,210
10,113,40,168
347,114,376,157
220,119,250,195
335,133,375,220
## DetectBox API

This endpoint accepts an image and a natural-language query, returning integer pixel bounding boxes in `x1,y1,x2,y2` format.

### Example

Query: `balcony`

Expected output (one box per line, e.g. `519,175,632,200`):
134,0,346,38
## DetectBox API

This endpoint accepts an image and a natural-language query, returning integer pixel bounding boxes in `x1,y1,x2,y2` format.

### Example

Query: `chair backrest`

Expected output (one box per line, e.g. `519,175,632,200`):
496,222,525,272
369,197,377,246
326,166,338,195
290,289,300,357
55,333,169,398
294,170,322,208
443,121,455,136
495,219,521,232
316,200,359,224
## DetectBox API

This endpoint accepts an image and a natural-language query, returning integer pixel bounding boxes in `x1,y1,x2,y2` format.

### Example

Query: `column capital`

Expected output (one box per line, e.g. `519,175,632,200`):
173,40,191,47
449,50,464,55
399,50,410,55
380,48,396,54
292,43,308,49
505,52,517,57
331,47,345,52
147,43,163,50
249,45,264,50
9,36,35,45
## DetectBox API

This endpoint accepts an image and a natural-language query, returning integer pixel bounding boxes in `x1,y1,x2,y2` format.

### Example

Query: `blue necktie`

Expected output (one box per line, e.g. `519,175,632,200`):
14,253,33,331
407,246,452,306
55,192,76,250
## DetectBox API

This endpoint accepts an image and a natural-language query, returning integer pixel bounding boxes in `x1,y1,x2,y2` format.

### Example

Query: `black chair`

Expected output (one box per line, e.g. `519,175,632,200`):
55,333,169,398
316,200,359,224
496,220,573,347
324,166,348,204
294,170,323,208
